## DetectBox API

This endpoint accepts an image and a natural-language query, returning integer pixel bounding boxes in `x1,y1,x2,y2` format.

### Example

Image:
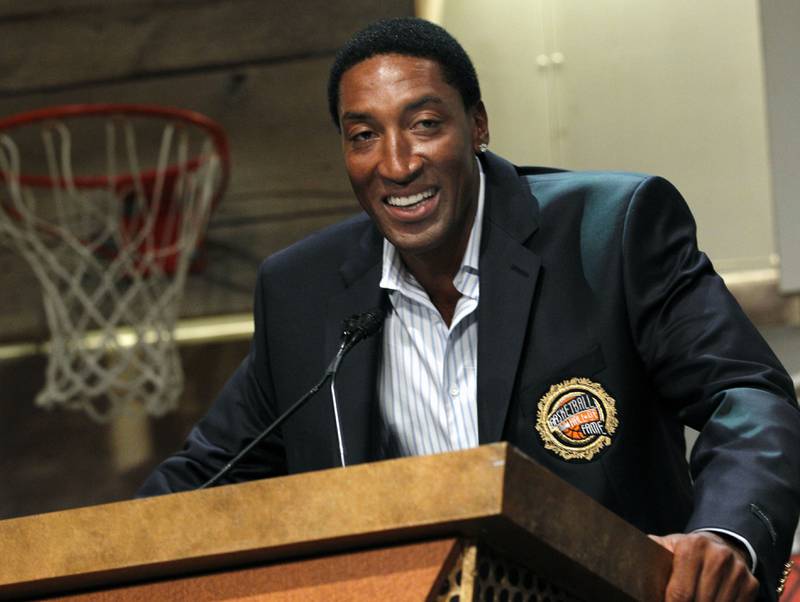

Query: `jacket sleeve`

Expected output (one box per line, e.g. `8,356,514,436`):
137,261,287,496
621,175,800,600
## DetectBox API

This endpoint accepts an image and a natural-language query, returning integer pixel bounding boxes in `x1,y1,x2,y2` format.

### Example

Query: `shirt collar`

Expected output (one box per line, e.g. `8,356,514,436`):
380,156,485,294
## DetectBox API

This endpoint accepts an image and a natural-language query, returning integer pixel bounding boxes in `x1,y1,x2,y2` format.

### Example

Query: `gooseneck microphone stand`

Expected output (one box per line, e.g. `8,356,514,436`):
199,309,384,490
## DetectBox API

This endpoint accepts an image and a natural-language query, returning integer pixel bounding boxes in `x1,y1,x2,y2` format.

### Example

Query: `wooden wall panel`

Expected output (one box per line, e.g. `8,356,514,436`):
0,1,413,343
0,58,352,192
0,0,413,93
0,0,411,524
0,57,363,342
0,339,251,519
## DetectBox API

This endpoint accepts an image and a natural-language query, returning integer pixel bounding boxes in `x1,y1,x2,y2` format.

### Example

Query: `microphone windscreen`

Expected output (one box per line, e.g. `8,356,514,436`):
342,308,385,344
359,308,385,337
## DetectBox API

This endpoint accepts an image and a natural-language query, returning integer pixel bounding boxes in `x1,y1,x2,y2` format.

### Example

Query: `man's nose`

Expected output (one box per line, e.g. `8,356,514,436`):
378,133,422,184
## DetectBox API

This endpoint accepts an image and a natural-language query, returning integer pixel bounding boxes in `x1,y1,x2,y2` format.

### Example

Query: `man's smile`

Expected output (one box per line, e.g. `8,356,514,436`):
385,187,438,207
381,187,441,223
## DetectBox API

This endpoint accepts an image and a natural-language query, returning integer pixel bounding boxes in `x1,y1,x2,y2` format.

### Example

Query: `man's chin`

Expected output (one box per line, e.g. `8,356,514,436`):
387,234,447,264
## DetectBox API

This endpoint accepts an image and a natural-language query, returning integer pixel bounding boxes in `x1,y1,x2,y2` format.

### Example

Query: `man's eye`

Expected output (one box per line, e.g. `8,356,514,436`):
415,119,440,130
351,130,375,142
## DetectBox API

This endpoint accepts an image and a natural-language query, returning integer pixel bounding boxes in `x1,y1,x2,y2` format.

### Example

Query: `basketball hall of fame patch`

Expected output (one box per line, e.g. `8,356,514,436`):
535,377,618,461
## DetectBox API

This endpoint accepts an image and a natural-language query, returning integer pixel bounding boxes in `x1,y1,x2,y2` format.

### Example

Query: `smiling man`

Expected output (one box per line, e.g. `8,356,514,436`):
140,17,800,602
338,52,487,328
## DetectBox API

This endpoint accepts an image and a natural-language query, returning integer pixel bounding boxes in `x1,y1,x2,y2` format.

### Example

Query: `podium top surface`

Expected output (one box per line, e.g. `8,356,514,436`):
0,443,670,601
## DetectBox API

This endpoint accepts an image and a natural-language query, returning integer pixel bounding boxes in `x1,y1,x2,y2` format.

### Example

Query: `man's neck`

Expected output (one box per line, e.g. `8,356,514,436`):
401,175,482,326
403,262,463,327
381,156,486,328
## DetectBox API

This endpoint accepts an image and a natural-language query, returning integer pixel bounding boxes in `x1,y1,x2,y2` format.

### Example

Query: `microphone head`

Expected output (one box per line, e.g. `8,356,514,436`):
341,308,385,345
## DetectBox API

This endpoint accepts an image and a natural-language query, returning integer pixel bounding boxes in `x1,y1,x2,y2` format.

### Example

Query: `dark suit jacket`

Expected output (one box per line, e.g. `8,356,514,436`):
140,151,800,600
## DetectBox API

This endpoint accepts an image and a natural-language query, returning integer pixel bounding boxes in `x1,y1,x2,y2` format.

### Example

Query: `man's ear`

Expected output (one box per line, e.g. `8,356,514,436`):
471,100,490,152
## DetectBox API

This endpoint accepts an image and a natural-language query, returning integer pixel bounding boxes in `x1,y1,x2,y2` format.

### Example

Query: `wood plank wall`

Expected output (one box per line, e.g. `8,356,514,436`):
0,1,414,520
0,0,414,344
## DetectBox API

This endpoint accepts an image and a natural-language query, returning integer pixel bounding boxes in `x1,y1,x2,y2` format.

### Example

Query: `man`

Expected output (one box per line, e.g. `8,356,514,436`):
140,18,800,602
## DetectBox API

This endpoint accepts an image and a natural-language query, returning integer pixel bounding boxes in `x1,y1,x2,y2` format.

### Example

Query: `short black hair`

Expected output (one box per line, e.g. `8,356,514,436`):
327,17,481,129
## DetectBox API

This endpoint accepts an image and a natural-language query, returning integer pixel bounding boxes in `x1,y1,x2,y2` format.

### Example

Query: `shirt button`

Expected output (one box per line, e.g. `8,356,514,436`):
449,385,460,397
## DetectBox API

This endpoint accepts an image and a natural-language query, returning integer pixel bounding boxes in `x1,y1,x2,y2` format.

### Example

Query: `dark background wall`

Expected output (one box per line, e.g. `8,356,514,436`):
0,0,414,519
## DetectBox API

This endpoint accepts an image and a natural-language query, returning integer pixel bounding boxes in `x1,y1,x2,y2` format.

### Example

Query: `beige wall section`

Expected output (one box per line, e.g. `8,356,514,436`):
759,0,800,293
436,0,553,171
427,0,776,272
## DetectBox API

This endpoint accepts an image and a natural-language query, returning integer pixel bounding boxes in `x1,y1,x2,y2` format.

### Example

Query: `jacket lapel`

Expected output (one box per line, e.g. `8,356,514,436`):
477,152,542,443
324,224,385,466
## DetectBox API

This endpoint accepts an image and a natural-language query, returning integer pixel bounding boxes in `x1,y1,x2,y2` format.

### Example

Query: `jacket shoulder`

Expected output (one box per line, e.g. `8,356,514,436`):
258,212,374,279
518,169,686,240
520,168,653,208
517,169,685,295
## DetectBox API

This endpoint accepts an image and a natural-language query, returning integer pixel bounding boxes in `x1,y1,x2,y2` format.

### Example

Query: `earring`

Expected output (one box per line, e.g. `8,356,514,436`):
478,142,489,153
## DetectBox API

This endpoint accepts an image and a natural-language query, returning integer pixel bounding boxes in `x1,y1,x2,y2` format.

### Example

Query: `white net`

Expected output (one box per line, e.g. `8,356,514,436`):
0,108,226,421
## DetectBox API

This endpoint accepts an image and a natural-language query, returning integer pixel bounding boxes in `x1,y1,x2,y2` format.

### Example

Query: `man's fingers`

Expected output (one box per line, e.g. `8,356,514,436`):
714,559,759,602
693,537,729,601
664,534,704,602
650,532,759,602
695,533,758,602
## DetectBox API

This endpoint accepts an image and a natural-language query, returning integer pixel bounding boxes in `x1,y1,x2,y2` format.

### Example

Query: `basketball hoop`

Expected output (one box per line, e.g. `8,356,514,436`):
0,104,230,421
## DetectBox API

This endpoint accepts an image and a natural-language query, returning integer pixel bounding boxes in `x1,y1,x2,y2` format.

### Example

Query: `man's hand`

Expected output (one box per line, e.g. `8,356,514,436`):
649,532,759,602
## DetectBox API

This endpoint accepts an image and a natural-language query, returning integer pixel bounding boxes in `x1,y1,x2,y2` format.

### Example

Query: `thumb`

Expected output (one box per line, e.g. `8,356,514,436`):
648,533,681,552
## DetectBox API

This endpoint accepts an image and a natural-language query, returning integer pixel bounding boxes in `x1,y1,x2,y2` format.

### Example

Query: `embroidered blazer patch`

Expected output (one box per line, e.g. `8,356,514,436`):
536,377,618,461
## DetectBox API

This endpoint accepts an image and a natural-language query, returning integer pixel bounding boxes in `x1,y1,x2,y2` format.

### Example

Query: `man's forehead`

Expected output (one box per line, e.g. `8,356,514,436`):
338,54,455,111
350,51,446,70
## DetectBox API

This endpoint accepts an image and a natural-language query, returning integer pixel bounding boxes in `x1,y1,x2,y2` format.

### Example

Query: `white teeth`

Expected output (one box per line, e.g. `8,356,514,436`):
386,188,436,207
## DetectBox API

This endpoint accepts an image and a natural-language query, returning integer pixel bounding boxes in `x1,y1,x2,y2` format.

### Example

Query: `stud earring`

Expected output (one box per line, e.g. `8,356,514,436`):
478,142,489,153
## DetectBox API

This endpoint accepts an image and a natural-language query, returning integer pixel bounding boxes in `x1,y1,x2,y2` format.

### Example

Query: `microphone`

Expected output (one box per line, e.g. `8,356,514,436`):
329,308,386,373
343,309,385,341
328,308,385,467
199,308,385,489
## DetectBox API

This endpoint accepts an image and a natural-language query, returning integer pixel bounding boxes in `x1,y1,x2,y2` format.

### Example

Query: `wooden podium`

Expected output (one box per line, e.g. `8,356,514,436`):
0,443,671,601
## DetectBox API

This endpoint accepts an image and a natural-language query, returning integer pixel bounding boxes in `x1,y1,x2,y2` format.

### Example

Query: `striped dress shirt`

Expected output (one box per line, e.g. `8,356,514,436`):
377,160,485,457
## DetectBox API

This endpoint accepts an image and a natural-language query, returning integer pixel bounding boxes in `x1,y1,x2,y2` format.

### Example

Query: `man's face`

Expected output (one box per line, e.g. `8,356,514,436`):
338,54,488,265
